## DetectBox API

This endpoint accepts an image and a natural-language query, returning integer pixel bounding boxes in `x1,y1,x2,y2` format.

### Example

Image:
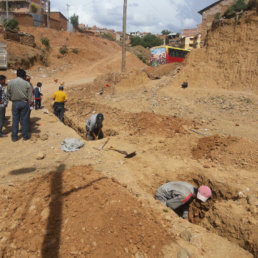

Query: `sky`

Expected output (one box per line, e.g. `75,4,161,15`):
51,0,218,34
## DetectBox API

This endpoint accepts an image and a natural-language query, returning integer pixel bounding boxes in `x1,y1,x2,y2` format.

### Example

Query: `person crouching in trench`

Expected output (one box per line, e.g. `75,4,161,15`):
86,113,104,140
155,181,212,220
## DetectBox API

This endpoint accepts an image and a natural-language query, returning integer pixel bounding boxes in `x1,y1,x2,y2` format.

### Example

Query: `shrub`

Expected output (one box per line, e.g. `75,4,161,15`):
41,37,50,50
72,48,78,54
3,18,19,32
223,0,248,18
247,0,258,9
214,12,221,20
102,33,115,41
59,45,68,55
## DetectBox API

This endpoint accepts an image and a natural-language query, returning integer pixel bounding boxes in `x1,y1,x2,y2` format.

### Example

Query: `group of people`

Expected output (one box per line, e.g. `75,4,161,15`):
0,69,43,141
1,69,213,219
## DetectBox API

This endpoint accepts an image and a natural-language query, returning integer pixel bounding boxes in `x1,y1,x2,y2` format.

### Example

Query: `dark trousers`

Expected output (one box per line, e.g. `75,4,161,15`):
54,102,65,122
12,101,30,140
86,128,104,140
35,99,41,110
0,107,5,133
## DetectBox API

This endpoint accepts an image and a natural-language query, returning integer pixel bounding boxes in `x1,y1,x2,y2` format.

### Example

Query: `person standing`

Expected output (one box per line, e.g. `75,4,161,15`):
86,113,104,140
0,75,8,137
34,82,43,110
53,85,68,122
7,69,34,141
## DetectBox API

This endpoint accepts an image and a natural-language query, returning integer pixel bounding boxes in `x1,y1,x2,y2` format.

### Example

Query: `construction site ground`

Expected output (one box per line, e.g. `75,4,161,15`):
0,17,257,258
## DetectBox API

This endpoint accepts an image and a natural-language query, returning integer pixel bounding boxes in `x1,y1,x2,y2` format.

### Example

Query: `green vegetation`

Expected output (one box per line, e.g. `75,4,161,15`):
30,3,38,13
130,33,163,48
161,29,171,35
101,33,115,41
3,18,19,32
214,12,221,20
223,0,247,18
70,14,79,28
247,0,258,9
59,45,68,55
163,209,169,213
41,37,50,50
72,48,79,54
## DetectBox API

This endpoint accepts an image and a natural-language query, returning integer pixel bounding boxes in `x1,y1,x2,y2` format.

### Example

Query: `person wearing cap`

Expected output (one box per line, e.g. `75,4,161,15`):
155,181,212,219
86,113,104,140
0,75,8,137
53,85,68,122
7,69,34,141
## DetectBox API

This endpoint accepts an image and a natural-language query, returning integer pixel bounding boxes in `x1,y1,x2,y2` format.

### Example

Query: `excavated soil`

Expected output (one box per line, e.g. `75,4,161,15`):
0,166,173,258
0,11,258,258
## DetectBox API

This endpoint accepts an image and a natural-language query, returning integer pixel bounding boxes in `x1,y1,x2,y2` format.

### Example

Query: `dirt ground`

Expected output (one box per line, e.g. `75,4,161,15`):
0,12,257,258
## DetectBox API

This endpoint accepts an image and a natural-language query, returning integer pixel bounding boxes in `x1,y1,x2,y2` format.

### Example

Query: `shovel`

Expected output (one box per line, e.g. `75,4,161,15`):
108,146,136,158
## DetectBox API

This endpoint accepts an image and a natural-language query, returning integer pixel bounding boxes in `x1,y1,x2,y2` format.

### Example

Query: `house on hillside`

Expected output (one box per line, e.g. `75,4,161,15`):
198,0,238,45
180,26,201,50
0,0,47,14
49,12,68,31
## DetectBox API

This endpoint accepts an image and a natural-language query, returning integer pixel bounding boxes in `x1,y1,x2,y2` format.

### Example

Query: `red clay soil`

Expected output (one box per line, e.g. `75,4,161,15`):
192,135,258,169
0,166,173,258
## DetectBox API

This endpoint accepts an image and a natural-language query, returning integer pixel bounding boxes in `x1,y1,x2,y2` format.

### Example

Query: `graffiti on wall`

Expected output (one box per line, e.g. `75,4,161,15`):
150,47,166,66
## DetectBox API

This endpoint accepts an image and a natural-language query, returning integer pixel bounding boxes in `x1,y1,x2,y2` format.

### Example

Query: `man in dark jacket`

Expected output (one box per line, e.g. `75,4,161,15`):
7,69,34,141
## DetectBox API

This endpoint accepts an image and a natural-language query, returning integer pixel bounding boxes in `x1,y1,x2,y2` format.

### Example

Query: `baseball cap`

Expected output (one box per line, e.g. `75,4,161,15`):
197,185,212,202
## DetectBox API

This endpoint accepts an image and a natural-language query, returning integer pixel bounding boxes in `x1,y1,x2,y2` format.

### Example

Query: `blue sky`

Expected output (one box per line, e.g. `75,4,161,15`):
52,0,217,33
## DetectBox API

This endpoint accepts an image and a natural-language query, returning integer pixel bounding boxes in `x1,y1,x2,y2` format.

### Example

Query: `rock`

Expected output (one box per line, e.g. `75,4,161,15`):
36,152,46,160
40,134,48,141
180,230,192,242
177,248,191,258
43,109,49,114
41,208,49,220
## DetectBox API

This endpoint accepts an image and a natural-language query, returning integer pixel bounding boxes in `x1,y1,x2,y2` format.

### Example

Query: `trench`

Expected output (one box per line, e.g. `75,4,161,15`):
187,174,257,256
53,107,257,256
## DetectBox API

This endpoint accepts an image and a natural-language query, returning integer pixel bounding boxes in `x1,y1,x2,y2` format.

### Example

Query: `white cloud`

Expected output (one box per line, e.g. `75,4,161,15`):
51,0,217,33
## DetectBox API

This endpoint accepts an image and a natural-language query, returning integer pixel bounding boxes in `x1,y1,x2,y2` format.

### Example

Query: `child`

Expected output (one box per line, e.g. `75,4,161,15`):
34,82,43,110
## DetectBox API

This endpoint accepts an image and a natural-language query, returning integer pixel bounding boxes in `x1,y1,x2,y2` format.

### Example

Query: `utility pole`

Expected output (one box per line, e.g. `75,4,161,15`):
47,0,50,28
66,3,70,30
121,0,127,73
6,0,8,20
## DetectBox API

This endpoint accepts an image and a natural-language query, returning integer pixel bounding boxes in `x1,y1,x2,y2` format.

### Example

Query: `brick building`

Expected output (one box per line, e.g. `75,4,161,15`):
198,0,239,44
0,0,47,14
49,12,68,31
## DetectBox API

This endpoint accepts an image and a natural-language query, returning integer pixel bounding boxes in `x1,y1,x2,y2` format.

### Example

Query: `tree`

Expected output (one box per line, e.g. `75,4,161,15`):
161,29,171,35
142,33,163,48
70,14,79,28
3,18,19,32
130,36,143,46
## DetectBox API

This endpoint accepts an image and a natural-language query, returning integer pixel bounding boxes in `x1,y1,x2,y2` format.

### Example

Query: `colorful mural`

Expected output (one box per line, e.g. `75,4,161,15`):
150,47,166,66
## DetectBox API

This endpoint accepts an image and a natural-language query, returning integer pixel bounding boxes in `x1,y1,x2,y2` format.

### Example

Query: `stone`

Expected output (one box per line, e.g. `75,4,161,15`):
180,230,192,242
36,153,46,160
177,248,191,258
40,134,48,141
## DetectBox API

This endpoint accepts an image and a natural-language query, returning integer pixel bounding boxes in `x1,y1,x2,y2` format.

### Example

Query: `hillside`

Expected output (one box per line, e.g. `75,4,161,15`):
173,11,258,93
0,11,257,258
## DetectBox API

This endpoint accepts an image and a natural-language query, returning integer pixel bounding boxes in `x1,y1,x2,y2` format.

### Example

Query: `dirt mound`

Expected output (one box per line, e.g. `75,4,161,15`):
173,12,258,93
126,112,190,137
192,135,258,169
143,63,181,80
0,165,174,257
